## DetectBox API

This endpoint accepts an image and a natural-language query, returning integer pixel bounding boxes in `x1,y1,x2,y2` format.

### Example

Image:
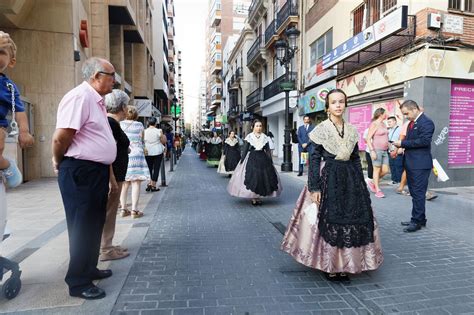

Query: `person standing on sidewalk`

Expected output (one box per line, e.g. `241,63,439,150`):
393,100,435,232
281,89,383,282
144,117,164,192
119,106,150,219
99,89,131,262
52,57,117,300
363,127,373,183
387,116,403,184
366,108,389,198
297,115,315,176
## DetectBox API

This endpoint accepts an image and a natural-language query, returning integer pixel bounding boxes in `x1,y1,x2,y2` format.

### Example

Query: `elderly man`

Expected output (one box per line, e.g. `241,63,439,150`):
52,57,117,299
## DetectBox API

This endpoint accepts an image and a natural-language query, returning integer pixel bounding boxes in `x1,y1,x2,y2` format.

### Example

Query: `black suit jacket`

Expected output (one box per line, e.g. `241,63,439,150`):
401,113,435,170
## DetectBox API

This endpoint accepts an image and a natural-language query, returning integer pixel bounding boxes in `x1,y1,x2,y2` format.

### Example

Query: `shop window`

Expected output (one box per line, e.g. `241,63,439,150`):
309,29,333,67
449,0,474,12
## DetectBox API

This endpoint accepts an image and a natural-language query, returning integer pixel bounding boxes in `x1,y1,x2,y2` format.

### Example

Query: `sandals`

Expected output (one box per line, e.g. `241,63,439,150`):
396,189,410,196
131,210,144,219
119,209,131,217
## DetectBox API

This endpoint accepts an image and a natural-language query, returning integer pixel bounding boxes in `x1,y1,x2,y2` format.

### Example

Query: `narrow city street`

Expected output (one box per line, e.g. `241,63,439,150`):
110,148,474,315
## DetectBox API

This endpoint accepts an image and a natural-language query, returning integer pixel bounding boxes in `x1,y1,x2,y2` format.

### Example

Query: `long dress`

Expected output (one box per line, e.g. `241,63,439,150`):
217,137,241,175
120,120,150,181
281,119,383,274
199,137,208,161
206,136,223,167
227,133,282,198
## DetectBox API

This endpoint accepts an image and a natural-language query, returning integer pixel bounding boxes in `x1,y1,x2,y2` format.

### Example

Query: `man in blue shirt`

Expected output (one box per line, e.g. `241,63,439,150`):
387,116,402,184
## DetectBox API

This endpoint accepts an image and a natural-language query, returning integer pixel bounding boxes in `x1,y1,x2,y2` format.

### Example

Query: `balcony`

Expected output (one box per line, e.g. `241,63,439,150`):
229,67,243,90
264,20,277,48
248,0,268,28
275,0,298,35
210,3,221,27
227,106,241,119
211,93,222,105
263,72,296,100
246,87,262,111
211,60,222,74
247,36,267,72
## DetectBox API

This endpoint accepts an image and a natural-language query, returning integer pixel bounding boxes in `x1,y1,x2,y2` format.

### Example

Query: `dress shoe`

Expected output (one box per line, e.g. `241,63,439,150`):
401,221,426,227
297,173,303,176
91,269,112,280
70,286,106,300
403,223,422,232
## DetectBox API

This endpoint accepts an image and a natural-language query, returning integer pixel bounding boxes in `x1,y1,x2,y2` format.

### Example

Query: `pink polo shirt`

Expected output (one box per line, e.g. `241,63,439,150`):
56,81,117,165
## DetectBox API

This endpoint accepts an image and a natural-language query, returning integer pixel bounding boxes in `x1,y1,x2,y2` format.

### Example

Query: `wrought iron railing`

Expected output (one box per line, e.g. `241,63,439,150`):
263,72,296,100
246,87,262,109
264,20,276,46
247,36,262,65
276,1,299,30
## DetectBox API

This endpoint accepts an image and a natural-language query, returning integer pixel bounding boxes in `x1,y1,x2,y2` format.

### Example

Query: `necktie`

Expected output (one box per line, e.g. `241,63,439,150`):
408,121,414,130
305,125,308,131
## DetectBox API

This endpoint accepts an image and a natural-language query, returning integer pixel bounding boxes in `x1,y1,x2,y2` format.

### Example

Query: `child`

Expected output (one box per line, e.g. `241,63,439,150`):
0,31,34,189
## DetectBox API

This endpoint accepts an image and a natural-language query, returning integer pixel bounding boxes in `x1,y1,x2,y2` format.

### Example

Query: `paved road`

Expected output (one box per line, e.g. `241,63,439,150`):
113,148,474,315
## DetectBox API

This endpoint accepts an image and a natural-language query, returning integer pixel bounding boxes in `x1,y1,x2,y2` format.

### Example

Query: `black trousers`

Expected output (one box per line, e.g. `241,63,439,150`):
406,168,431,224
58,158,109,293
145,154,163,182
365,151,373,179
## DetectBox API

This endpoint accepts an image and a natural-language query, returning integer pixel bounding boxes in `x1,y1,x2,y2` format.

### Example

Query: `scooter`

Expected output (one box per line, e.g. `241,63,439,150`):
1,229,22,300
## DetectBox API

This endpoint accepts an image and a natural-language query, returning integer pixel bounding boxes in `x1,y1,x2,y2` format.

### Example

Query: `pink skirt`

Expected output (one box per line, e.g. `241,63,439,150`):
227,155,282,199
281,186,383,274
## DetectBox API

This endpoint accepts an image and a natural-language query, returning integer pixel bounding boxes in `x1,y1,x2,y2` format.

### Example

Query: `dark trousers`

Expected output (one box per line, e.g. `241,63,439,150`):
389,154,403,182
406,168,431,224
145,154,163,182
365,151,373,179
58,158,109,293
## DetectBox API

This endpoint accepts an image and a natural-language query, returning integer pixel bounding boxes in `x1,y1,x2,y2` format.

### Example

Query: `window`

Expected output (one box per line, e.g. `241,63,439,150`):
354,0,398,35
449,0,474,12
309,29,333,67
352,4,364,35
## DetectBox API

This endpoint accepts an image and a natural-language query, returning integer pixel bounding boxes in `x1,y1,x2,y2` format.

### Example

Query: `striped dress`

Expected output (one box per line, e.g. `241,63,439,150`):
120,120,150,181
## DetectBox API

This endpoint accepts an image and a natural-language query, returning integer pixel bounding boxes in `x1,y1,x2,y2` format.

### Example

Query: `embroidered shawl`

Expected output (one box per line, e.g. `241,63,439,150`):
225,137,239,146
245,132,268,151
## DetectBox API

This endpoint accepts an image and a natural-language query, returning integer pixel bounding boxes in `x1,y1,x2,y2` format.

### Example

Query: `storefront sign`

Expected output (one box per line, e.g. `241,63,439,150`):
348,104,372,151
448,82,474,168
299,82,336,115
323,6,408,69
134,99,152,117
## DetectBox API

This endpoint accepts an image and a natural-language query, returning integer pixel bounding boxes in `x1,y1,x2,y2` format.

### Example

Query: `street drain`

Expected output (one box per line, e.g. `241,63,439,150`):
271,222,287,235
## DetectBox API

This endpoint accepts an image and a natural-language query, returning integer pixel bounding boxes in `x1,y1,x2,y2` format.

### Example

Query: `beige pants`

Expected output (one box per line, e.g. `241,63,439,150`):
100,181,123,253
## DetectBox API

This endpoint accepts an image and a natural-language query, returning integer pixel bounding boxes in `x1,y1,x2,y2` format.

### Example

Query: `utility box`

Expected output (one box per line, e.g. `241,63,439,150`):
428,13,442,29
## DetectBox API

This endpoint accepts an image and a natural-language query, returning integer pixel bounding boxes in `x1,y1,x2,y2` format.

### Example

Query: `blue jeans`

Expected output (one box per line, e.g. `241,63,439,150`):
389,154,403,183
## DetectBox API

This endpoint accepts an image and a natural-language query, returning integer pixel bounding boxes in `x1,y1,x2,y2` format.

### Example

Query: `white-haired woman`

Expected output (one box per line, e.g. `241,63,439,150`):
120,107,150,219
100,89,131,261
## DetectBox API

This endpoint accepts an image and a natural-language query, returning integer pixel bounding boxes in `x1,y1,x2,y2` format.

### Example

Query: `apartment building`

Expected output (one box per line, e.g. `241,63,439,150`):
205,0,250,131
0,0,176,179
302,0,474,187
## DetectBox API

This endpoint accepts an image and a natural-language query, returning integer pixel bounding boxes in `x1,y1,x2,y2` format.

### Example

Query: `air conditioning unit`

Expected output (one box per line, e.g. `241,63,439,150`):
427,13,442,29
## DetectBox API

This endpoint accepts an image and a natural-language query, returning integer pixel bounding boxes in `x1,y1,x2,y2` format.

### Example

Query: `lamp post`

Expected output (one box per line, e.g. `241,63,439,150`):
171,96,180,162
274,26,300,172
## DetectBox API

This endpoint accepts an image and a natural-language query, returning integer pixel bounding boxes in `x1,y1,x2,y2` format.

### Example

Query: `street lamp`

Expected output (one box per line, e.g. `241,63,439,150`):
275,26,300,172
172,96,179,133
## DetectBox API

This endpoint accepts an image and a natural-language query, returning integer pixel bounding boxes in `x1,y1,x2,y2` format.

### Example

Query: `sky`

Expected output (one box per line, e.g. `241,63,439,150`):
174,0,208,123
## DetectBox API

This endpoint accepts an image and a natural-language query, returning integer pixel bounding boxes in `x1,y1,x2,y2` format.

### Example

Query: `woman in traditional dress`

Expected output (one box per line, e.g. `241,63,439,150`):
206,132,222,167
217,130,241,176
119,106,150,219
281,89,383,281
227,120,281,206
198,133,209,161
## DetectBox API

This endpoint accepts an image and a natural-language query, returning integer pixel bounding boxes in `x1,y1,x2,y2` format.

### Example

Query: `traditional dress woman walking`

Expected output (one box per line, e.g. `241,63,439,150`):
217,130,241,176
281,89,383,281
206,132,222,167
227,120,281,206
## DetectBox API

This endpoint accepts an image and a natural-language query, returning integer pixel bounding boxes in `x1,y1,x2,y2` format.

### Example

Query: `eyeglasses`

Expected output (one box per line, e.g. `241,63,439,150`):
98,71,116,78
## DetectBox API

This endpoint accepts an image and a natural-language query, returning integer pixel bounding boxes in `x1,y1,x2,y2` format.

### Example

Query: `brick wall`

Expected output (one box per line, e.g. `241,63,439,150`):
305,0,338,32
415,8,474,45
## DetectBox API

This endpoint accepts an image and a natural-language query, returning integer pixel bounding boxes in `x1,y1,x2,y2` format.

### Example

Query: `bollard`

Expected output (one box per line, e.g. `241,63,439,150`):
169,149,174,172
160,154,167,187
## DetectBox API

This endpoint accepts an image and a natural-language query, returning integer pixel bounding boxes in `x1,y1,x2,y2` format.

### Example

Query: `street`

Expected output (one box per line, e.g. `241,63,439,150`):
1,147,473,314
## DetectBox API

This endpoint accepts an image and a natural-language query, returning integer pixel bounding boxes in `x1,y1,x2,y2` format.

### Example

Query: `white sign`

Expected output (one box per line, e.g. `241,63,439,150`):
443,14,463,34
134,99,152,117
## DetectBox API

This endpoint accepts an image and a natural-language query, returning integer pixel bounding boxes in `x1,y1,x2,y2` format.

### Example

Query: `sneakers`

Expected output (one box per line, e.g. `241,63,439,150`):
1,158,22,188
366,179,376,193
375,190,385,198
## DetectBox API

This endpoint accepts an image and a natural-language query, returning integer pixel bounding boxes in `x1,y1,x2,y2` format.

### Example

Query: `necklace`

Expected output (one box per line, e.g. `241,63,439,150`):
329,117,345,138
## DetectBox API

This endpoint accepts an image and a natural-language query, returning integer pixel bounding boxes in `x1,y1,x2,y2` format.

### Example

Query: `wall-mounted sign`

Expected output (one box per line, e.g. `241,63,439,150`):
322,5,408,69
134,99,152,117
443,14,463,34
303,60,337,89
299,81,336,115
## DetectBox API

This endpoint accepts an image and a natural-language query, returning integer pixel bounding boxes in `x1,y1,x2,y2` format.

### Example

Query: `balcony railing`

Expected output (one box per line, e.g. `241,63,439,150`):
247,36,262,65
264,20,276,46
263,72,296,100
248,0,259,18
276,0,299,30
246,87,262,109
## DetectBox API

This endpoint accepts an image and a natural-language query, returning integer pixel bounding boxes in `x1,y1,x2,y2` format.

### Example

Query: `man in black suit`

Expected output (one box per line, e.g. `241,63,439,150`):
297,115,315,176
393,100,435,232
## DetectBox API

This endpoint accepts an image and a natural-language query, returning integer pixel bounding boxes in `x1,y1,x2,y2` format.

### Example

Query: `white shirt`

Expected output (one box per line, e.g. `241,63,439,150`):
144,127,164,155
